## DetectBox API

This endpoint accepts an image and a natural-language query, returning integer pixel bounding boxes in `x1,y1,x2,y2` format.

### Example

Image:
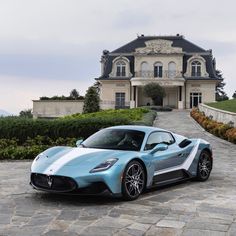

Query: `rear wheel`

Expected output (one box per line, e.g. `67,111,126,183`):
196,150,212,181
122,161,146,200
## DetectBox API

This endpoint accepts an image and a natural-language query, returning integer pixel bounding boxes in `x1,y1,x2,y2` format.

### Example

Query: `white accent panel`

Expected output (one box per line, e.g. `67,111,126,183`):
154,139,201,176
43,148,104,175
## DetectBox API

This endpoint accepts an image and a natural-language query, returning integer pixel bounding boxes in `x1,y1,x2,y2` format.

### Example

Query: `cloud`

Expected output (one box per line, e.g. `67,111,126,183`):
0,0,236,112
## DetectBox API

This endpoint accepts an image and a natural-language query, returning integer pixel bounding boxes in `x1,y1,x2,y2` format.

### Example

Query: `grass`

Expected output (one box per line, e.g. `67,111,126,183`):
206,99,236,113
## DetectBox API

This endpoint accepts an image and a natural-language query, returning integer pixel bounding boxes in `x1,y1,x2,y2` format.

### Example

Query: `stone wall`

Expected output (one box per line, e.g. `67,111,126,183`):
33,100,84,118
199,103,236,126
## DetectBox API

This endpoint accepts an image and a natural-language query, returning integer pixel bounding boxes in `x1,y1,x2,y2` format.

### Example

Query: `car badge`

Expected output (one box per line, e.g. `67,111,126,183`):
47,176,53,188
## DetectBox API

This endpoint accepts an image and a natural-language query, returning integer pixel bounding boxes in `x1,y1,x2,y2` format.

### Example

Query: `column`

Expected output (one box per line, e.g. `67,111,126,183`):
178,86,184,109
130,86,135,108
135,86,138,108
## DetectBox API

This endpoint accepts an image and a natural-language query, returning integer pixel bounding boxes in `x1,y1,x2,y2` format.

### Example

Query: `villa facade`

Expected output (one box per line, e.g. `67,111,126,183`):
96,35,221,109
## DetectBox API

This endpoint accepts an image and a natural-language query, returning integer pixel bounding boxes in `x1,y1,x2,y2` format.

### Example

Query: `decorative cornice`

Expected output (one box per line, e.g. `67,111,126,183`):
135,39,183,55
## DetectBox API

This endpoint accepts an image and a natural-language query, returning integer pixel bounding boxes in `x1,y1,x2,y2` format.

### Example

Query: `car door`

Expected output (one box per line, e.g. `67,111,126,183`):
145,131,185,172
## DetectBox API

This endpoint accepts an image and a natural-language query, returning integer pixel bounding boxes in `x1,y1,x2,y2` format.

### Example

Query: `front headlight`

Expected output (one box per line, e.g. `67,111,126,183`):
90,158,118,173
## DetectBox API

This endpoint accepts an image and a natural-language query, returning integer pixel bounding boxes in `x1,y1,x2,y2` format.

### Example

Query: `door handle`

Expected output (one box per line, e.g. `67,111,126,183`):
178,153,184,157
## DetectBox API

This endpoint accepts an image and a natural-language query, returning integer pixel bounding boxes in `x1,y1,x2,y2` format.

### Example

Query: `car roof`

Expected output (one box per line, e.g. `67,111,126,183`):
106,125,167,133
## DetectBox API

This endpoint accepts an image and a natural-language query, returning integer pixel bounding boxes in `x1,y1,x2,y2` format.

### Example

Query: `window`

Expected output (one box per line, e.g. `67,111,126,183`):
145,132,175,150
141,62,148,77
191,61,201,77
190,92,202,108
115,92,125,108
168,62,176,78
82,129,145,151
154,62,163,78
116,61,126,77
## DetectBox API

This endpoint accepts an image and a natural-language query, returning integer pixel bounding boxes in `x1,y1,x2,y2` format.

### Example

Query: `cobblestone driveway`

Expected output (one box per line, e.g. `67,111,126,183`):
0,111,236,236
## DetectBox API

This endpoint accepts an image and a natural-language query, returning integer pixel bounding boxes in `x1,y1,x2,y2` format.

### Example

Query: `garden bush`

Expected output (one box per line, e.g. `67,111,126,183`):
0,108,157,160
191,108,236,144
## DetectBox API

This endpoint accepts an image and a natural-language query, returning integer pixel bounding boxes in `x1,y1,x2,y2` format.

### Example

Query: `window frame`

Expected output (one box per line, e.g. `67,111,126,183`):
116,61,126,77
191,61,201,77
115,92,126,108
144,131,176,151
154,62,163,78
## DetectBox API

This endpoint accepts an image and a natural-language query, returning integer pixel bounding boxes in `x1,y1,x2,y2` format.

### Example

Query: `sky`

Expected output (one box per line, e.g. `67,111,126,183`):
0,0,235,114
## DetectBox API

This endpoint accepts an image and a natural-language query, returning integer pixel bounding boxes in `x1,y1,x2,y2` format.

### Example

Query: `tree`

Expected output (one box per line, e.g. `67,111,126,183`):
215,70,229,101
143,83,166,105
19,109,33,118
232,91,236,99
70,89,80,99
83,86,100,113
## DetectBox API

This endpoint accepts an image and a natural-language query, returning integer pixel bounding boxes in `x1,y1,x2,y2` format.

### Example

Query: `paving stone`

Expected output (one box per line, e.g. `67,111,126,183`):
43,230,78,236
186,221,229,232
0,111,236,236
57,210,79,221
92,216,133,229
146,225,183,236
182,228,227,236
228,223,236,236
79,226,117,236
156,220,185,229
0,214,12,224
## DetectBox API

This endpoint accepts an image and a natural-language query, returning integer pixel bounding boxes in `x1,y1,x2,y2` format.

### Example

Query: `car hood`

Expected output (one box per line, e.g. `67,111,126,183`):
32,146,136,175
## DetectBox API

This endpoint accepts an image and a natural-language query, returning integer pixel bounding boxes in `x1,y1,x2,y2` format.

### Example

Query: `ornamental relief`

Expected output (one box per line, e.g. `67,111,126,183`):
135,39,182,55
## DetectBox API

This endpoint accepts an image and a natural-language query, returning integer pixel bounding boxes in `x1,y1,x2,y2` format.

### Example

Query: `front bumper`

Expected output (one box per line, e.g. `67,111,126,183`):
30,173,119,195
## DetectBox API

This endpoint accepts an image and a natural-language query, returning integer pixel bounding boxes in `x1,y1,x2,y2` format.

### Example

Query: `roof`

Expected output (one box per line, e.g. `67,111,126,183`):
107,125,166,133
97,35,220,80
112,35,207,54
183,55,218,79
99,55,134,80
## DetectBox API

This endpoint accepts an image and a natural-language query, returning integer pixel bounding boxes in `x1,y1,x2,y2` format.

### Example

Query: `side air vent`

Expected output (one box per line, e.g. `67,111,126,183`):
179,139,192,148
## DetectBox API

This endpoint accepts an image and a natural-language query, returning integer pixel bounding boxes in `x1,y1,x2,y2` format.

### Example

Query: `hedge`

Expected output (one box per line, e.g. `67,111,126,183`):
0,108,157,160
0,116,131,144
191,108,236,144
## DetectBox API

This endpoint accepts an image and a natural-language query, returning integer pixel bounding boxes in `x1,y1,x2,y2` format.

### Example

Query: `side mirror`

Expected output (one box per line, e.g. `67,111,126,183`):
149,143,168,155
76,139,83,147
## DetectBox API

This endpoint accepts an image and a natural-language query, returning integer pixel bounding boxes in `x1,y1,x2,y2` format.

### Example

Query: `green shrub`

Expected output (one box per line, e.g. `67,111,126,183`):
0,108,157,159
0,116,131,144
191,108,236,144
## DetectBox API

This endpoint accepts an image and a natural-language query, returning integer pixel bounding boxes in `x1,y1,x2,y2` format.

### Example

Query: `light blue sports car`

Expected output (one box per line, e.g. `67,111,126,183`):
30,125,213,200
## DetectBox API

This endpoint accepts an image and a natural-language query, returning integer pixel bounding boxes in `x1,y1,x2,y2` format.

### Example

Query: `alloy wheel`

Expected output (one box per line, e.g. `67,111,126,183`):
124,163,145,198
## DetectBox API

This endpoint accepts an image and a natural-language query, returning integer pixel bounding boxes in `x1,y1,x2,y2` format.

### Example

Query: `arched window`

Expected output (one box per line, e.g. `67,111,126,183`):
168,62,176,78
116,61,126,77
154,62,163,78
141,62,148,77
191,61,201,77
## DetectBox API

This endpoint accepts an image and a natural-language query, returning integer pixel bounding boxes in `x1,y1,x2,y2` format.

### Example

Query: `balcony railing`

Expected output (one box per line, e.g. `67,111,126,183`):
135,70,182,78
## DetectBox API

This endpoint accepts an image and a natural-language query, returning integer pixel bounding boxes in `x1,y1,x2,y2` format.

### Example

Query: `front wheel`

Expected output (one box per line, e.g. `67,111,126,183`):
122,161,146,201
196,150,212,181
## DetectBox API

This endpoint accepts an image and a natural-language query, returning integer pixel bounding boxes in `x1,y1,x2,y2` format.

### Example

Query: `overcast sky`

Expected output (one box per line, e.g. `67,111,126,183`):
0,0,235,114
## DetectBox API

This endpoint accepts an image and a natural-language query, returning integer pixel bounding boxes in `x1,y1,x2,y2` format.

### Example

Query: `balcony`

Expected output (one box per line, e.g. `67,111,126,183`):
135,70,182,78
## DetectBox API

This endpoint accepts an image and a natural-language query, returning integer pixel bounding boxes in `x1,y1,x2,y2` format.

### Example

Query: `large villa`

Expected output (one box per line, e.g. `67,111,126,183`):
96,34,221,109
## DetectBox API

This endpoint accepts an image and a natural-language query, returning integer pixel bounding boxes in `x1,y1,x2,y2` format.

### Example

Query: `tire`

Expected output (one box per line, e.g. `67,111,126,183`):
196,150,212,181
122,160,146,201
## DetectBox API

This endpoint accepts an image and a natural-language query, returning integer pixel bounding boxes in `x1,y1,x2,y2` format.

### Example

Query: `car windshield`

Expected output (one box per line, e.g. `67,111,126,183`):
82,129,145,151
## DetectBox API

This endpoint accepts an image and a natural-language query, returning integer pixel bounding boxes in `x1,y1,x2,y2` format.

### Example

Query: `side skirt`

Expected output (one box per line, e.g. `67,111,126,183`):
151,169,192,187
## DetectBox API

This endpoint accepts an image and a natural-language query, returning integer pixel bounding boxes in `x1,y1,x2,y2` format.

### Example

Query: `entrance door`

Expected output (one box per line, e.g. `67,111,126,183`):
190,92,202,108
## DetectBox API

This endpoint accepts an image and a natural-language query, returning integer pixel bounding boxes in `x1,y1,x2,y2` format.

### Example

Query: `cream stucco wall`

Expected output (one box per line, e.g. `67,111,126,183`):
185,81,216,108
99,80,131,109
134,54,183,77
163,87,178,108
33,100,84,118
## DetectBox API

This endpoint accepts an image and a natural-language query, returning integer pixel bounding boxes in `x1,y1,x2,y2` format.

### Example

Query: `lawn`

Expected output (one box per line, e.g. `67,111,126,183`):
206,99,236,113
